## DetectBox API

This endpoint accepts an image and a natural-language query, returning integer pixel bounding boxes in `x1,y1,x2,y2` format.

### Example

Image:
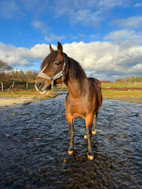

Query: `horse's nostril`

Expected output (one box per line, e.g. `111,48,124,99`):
36,82,44,90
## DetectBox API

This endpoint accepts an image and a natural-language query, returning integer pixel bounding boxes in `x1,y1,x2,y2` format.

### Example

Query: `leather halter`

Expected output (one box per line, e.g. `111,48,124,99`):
37,57,67,90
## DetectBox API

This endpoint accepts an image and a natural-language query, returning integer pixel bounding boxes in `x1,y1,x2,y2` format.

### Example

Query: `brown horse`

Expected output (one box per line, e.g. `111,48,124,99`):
35,42,102,160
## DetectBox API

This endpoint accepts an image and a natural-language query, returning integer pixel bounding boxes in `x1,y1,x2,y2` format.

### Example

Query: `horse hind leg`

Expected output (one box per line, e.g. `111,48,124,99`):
68,122,74,156
84,112,98,139
84,129,88,139
92,112,98,135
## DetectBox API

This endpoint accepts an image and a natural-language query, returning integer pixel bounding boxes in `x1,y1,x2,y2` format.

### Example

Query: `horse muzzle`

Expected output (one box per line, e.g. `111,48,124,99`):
35,80,51,94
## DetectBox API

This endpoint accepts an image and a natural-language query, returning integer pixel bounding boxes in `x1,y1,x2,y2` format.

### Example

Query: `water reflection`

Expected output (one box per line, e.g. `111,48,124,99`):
0,94,142,188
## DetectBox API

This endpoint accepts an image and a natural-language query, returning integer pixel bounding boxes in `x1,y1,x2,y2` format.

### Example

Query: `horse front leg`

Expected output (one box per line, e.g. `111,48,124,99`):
66,113,74,156
85,114,94,160
68,122,74,156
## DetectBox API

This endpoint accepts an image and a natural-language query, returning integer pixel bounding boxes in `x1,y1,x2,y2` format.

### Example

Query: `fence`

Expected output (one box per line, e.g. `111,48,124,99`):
0,81,35,91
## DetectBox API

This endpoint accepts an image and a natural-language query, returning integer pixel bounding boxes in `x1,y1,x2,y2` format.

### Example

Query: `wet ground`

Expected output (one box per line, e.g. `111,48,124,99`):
0,93,142,189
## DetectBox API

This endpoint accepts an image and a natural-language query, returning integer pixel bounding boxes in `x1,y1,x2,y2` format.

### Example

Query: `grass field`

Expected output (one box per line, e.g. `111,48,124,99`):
0,90,57,99
0,82,142,104
102,82,142,103
102,90,142,103
102,82,142,89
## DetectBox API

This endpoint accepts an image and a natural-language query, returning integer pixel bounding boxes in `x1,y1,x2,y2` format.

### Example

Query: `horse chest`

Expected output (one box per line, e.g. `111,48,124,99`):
65,95,91,118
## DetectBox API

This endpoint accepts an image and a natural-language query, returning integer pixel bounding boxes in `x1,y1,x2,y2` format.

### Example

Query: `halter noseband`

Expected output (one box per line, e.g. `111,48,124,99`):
37,57,67,90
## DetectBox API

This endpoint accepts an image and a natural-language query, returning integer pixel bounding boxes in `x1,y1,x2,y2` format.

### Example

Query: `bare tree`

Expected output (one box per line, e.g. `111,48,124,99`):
0,60,12,72
7,81,15,91
0,60,13,91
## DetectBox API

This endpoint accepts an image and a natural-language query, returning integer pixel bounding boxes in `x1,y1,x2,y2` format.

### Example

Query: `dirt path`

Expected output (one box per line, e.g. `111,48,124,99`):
0,97,40,108
0,90,58,108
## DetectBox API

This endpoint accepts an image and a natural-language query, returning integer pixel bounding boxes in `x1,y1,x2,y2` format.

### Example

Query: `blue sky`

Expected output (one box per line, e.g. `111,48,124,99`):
0,0,142,81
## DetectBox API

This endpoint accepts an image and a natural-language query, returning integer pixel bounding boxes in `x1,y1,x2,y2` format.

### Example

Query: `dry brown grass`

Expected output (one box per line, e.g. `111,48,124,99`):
102,89,142,103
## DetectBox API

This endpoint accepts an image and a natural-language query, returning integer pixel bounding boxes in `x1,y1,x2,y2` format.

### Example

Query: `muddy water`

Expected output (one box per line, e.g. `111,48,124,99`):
0,93,142,189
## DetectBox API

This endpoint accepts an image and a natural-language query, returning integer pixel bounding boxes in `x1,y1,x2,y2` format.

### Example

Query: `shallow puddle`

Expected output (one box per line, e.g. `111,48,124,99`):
0,94,142,188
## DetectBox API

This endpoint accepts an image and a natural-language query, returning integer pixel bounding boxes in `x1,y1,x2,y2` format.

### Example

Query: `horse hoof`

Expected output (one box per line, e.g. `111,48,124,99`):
84,135,88,139
92,130,96,135
87,153,94,160
68,149,74,156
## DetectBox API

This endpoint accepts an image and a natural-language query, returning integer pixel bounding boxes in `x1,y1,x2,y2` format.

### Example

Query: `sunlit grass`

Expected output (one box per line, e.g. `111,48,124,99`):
102,90,142,98
102,90,142,103
0,89,57,99
102,82,142,89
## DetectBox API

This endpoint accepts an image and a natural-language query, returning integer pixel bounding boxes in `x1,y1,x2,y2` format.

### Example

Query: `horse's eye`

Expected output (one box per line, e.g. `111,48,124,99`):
55,61,61,65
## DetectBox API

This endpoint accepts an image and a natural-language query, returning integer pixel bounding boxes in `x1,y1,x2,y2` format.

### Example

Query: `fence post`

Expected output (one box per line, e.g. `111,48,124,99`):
26,81,28,90
1,81,3,91
11,81,15,90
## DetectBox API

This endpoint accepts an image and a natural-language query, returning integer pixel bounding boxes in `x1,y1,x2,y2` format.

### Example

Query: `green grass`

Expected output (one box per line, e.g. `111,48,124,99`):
102,90,142,98
0,89,57,98
102,89,142,104
102,82,142,89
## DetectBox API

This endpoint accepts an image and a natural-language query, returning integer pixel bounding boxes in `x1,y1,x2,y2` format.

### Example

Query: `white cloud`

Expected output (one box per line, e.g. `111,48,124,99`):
62,40,142,77
134,2,142,8
0,0,49,19
0,39,142,80
0,0,132,30
45,34,66,42
129,63,142,73
105,30,142,45
20,0,42,10
31,21,66,42
0,42,49,66
32,20,49,35
52,0,129,27
30,43,52,59
0,0,23,19
113,16,142,29
53,0,128,15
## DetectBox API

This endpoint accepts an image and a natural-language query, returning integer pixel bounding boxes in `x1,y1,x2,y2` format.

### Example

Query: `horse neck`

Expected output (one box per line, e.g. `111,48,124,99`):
65,78,86,97
64,60,87,97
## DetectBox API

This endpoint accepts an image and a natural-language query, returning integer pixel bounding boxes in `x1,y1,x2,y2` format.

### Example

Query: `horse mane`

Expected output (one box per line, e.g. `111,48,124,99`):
41,51,58,70
68,57,86,82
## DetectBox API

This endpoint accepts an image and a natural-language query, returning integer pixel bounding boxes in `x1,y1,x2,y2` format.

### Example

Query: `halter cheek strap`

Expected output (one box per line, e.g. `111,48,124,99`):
37,61,66,90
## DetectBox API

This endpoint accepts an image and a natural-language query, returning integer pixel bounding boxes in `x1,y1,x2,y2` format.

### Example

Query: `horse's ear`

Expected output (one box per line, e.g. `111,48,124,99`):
49,44,54,53
57,42,63,54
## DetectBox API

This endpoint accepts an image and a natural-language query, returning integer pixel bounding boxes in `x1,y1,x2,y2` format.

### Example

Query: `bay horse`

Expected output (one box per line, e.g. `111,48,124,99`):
35,42,102,160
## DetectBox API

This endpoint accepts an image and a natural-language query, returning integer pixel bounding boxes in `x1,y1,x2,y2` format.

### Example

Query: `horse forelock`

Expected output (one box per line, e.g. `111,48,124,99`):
40,51,58,70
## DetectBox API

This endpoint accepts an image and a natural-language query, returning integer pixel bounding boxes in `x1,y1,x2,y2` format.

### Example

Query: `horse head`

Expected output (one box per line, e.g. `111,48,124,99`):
35,42,67,94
